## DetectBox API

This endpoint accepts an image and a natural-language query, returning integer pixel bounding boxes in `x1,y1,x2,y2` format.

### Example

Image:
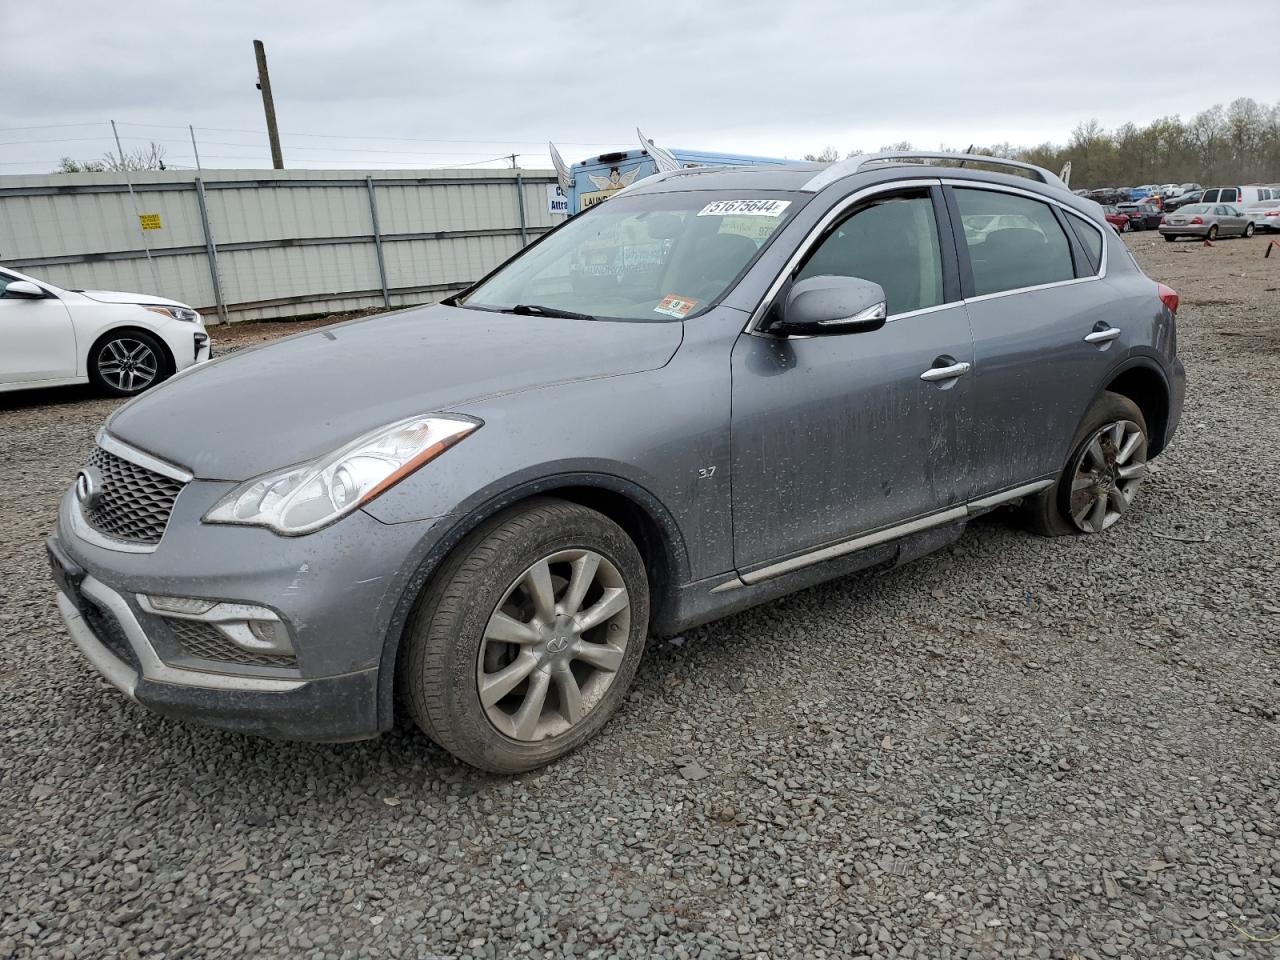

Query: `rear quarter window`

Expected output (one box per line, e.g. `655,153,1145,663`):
1065,213,1105,275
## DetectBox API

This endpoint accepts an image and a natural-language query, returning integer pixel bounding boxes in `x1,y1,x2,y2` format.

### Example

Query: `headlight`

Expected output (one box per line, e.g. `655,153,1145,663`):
203,415,481,535
143,305,201,323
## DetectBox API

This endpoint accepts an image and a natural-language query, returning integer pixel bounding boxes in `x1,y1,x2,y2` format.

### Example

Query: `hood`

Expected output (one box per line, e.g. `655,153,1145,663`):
79,289,188,307
107,303,684,480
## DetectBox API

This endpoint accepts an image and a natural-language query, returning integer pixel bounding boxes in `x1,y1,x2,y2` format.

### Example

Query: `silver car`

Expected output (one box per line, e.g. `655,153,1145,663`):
1159,203,1255,242
1244,200,1280,233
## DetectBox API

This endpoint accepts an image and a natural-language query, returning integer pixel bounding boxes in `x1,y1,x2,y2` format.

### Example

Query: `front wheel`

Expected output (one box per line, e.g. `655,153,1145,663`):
1020,392,1149,537
89,330,168,397
401,498,649,773
1122,220,1132,233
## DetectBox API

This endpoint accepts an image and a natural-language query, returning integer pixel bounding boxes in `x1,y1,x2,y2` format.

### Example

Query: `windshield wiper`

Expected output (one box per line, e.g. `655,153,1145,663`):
510,303,596,322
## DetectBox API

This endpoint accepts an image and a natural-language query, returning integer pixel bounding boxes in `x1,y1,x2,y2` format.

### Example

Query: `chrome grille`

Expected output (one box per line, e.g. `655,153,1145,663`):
83,446,184,545
167,619,298,668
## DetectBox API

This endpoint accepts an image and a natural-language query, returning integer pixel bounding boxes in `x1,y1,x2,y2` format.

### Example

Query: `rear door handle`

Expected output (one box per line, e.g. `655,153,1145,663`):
919,360,972,382
1084,327,1121,344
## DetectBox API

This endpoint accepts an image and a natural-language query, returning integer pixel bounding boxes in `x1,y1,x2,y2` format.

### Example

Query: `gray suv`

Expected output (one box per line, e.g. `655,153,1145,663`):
49,152,1186,772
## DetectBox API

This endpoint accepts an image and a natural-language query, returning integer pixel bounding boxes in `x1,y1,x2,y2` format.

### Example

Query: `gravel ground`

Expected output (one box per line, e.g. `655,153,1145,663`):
1,233,1278,959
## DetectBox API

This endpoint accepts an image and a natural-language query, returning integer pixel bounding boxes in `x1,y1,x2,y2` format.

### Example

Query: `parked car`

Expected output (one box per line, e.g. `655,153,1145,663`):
1200,186,1277,207
1243,200,1280,232
48,152,1186,773
1164,190,1204,212
1100,204,1133,232
0,267,210,396
1179,182,1203,193
1159,203,1256,241
1117,202,1163,230
1159,183,1183,198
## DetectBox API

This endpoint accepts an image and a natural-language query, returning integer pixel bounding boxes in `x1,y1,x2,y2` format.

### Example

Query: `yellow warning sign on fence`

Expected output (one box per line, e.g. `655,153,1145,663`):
138,213,162,230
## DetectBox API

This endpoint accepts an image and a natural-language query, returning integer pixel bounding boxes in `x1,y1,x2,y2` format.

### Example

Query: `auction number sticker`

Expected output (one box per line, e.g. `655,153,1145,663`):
654,294,698,319
697,199,791,217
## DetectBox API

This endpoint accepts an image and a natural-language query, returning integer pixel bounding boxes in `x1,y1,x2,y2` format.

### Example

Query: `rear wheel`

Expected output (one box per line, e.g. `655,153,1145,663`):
1243,223,1255,238
1020,392,1149,537
88,330,169,397
1208,225,1219,241
1121,220,1132,233
401,498,649,773
1163,234,1176,242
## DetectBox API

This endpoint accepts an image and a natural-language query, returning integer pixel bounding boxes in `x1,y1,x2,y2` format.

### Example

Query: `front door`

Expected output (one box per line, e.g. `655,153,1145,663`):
0,276,77,384
730,185,973,572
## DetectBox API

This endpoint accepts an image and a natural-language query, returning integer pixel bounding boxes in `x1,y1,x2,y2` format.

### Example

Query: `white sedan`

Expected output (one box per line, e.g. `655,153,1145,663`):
0,266,210,396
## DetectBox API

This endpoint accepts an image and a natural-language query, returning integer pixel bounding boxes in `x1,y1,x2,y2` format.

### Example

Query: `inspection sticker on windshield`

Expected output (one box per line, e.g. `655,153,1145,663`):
654,295,698,319
697,199,791,218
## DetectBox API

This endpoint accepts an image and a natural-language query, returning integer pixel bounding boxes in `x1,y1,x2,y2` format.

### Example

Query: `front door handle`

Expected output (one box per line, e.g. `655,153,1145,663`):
1084,327,1122,344
919,359,972,382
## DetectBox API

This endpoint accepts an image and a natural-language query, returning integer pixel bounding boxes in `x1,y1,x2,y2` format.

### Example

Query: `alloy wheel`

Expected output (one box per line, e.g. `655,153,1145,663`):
1067,419,1148,534
477,549,631,742
98,338,158,392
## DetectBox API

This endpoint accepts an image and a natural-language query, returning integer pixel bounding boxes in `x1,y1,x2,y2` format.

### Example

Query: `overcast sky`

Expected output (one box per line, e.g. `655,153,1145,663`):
4,0,1277,175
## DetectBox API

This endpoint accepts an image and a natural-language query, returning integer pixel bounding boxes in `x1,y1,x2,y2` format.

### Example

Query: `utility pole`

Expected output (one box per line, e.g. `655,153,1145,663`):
509,153,518,169
253,39,284,169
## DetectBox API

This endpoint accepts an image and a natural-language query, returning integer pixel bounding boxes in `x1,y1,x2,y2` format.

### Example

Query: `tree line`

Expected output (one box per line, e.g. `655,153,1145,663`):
806,97,1280,189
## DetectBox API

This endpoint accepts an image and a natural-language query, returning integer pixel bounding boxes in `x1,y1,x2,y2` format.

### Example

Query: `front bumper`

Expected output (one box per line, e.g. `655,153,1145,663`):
52,478,444,741
56,576,379,740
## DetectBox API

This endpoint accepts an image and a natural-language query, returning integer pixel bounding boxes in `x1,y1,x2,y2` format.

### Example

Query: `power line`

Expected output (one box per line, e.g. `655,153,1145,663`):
110,120,619,147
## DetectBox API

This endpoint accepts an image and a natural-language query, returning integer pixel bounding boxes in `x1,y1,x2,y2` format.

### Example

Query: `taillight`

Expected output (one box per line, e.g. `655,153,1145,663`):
1190,216,1203,225
1266,210,1280,218
1157,283,1179,314
1160,215,1166,224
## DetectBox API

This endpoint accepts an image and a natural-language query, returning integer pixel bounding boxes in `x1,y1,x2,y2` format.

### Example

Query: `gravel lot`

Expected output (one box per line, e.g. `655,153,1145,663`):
2,233,1278,959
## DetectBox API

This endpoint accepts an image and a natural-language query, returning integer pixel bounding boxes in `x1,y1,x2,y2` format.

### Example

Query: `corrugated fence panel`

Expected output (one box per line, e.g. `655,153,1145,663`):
0,168,562,322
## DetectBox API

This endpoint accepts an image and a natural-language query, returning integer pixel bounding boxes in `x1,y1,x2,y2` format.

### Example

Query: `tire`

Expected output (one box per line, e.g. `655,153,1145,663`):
401,497,649,773
1243,223,1255,238
1019,391,1149,538
1208,225,1219,241
89,330,169,397
1163,234,1176,242
1121,220,1132,233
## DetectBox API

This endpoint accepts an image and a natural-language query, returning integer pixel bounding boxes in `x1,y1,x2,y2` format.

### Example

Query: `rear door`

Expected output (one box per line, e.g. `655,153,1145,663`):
730,182,973,571
945,183,1117,498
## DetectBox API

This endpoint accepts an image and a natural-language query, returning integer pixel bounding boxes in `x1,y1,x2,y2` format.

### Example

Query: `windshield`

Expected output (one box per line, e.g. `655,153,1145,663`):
459,191,800,321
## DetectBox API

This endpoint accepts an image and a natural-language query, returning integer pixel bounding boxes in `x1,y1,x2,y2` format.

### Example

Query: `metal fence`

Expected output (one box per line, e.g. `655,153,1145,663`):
0,167,563,322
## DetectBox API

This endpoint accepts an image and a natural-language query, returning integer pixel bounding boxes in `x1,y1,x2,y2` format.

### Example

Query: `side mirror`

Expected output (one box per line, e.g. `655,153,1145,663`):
3,280,45,299
768,275,887,336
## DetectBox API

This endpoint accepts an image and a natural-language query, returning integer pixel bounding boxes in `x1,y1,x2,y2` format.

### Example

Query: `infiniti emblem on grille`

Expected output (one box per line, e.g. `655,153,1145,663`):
75,467,103,510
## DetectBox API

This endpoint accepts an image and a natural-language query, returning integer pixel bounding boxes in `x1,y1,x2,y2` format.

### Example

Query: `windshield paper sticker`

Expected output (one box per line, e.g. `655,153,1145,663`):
697,199,791,218
654,295,698,319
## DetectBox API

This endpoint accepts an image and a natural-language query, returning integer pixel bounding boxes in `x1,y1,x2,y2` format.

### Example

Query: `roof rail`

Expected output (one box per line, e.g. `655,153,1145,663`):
801,151,1068,193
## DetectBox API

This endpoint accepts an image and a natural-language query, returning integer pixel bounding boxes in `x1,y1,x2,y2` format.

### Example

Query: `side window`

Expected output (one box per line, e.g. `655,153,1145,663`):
1066,212,1104,275
795,191,944,316
1202,189,1219,203
1222,189,1238,203
0,275,10,297
954,188,1075,296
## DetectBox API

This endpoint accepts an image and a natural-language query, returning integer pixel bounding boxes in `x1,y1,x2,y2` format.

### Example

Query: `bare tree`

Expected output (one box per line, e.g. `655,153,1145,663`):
804,146,840,163
99,141,168,172
54,141,168,174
